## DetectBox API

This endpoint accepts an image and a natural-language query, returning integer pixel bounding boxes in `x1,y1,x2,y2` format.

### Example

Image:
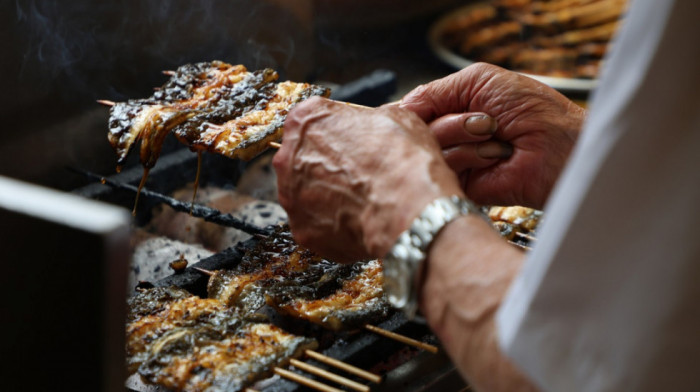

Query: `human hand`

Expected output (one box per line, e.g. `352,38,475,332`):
401,63,587,209
273,97,464,263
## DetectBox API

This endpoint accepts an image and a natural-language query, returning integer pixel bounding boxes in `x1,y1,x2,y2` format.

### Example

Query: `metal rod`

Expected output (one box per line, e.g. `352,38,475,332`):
70,168,270,236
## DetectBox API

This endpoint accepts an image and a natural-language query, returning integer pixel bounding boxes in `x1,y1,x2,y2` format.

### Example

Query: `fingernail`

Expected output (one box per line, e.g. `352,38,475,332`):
476,141,513,159
465,115,497,135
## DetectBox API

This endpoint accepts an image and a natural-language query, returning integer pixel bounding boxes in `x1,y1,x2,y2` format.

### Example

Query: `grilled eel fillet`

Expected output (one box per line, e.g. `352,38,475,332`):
267,258,386,331
207,226,390,331
108,61,329,168
127,286,317,392
488,205,542,241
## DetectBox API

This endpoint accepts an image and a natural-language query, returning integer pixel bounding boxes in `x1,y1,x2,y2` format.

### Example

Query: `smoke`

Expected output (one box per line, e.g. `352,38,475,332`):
11,0,313,108
16,1,114,93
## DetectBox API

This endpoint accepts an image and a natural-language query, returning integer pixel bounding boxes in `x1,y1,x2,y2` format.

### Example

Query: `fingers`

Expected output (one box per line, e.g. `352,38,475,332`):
430,111,509,174
442,141,513,173
399,62,506,122
430,112,497,147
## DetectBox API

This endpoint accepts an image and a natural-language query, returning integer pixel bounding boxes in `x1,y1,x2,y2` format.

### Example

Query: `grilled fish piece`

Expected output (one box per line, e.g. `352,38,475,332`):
127,287,317,392
126,286,193,321
178,80,329,161
107,61,329,168
268,258,389,331
126,290,244,374
207,234,351,314
108,101,193,168
139,322,316,392
108,62,252,167
488,206,542,233
207,226,389,330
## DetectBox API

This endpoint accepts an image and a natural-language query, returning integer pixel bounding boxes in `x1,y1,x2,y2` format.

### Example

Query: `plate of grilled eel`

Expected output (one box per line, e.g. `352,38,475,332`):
428,0,628,93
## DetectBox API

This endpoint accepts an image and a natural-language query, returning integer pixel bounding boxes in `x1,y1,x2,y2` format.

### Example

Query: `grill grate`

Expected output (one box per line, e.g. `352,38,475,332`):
73,70,468,392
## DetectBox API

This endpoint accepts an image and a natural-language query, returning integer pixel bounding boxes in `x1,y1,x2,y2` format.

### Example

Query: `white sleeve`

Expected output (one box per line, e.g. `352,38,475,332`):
496,0,700,391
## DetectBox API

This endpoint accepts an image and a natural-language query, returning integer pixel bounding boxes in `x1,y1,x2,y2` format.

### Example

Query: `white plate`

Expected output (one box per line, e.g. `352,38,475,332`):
427,4,598,94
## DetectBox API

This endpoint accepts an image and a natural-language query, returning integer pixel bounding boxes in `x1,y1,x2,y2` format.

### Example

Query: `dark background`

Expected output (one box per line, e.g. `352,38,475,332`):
2,0,466,190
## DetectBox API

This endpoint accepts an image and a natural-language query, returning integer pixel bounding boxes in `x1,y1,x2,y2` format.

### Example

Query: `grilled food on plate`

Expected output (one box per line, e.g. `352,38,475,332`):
437,0,627,79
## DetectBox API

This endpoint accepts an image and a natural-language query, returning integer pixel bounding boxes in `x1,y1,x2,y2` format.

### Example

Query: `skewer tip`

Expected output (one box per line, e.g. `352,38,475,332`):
274,367,344,392
268,141,282,149
289,359,370,392
508,240,533,251
193,267,216,276
163,70,177,76
365,324,439,354
97,99,116,107
514,231,537,242
304,350,382,384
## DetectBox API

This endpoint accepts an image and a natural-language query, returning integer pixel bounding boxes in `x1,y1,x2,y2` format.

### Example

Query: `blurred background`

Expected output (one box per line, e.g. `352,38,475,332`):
2,0,467,190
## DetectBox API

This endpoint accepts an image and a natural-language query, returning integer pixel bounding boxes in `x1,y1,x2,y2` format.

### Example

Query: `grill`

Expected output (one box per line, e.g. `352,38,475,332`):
68,70,468,392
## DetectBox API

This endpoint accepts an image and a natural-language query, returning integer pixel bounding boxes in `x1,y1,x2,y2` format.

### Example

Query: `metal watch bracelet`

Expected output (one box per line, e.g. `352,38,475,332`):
382,195,481,319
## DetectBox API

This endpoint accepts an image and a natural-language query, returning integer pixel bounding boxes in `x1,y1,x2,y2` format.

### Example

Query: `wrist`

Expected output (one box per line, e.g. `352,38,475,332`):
382,195,482,318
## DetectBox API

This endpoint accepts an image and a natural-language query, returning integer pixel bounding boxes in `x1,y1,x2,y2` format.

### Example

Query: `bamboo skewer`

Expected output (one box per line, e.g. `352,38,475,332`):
163,70,176,76
289,359,369,392
305,350,382,384
97,99,116,106
268,141,282,149
274,367,344,392
364,324,439,354
193,267,216,277
508,240,533,251
514,231,537,242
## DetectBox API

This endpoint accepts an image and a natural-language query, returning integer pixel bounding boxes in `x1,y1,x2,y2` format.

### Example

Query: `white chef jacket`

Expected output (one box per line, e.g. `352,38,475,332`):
496,0,700,390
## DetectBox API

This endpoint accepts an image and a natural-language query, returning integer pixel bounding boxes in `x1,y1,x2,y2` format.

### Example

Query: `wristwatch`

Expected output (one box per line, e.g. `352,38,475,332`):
382,195,482,319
